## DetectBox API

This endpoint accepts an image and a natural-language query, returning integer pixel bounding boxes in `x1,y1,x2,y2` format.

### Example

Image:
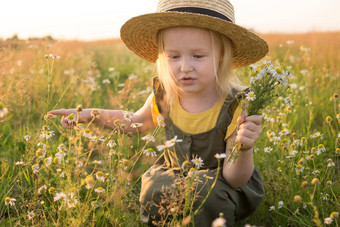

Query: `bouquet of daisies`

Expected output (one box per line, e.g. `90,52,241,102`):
227,61,292,164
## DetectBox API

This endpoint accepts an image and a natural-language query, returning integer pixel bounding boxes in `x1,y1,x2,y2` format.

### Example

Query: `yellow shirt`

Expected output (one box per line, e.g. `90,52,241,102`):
151,94,242,140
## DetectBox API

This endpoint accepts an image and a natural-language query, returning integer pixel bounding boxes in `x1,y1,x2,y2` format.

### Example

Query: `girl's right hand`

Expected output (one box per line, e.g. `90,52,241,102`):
48,109,90,129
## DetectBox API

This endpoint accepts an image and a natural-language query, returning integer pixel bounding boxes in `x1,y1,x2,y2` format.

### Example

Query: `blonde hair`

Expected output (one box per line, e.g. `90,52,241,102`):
156,27,243,104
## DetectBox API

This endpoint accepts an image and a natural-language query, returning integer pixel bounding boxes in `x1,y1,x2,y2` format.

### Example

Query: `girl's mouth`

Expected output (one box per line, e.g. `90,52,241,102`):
180,77,195,85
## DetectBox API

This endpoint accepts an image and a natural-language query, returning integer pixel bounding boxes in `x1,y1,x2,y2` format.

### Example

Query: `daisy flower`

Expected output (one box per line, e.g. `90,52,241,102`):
131,122,143,128
24,135,31,141
143,148,157,157
324,217,333,225
141,134,156,142
215,153,227,159
95,187,105,193
123,111,132,122
4,197,16,206
264,147,272,153
245,91,256,101
107,139,116,148
95,171,105,182
191,157,204,168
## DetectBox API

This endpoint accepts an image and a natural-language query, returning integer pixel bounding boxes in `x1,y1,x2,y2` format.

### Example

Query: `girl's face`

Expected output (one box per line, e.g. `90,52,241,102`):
162,27,221,97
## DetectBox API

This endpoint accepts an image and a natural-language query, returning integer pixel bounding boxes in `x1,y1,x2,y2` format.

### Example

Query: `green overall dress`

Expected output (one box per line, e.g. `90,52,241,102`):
139,77,264,226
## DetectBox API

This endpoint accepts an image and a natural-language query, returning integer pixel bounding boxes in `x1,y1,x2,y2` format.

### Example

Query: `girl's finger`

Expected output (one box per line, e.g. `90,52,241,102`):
237,109,247,124
245,115,262,125
48,109,74,116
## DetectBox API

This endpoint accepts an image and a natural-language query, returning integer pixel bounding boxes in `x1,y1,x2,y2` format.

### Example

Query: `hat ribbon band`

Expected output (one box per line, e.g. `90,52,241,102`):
166,7,232,23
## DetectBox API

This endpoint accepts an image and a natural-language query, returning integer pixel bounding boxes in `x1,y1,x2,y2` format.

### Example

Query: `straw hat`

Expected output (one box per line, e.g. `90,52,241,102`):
120,0,268,68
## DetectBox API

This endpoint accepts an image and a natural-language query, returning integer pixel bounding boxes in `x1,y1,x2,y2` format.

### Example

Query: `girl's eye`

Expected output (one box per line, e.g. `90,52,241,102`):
193,55,204,58
168,55,179,59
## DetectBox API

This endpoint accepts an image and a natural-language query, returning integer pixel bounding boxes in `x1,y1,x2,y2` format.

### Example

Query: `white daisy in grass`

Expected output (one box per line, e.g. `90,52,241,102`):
95,171,105,182
4,197,16,206
264,147,272,153
65,113,77,124
324,217,333,225
24,135,31,141
123,111,133,122
131,122,143,128
83,128,92,138
191,157,204,168
245,91,256,101
91,135,104,143
143,148,157,157
141,134,156,142
107,139,116,148
214,153,226,159
95,187,105,193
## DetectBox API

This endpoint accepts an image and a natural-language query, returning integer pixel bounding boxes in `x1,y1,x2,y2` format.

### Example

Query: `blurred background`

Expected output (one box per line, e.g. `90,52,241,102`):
1,0,340,41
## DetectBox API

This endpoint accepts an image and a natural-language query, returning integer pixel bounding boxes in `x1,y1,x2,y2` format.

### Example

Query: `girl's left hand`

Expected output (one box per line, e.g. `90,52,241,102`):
236,110,262,151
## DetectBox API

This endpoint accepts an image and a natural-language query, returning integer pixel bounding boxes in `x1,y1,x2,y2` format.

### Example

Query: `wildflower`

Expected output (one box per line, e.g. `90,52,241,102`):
120,124,127,131
107,139,116,148
141,134,156,142
48,187,55,194
311,178,320,185
40,129,55,139
85,175,95,189
15,161,25,166
75,104,83,112
143,148,157,157
157,136,183,151
310,132,323,140
54,192,67,201
330,211,339,218
326,181,332,185
57,144,67,152
102,79,111,84
65,113,77,124
264,147,272,153
32,164,39,174
327,159,335,167
24,135,31,141
91,109,100,118
293,195,302,202
269,206,275,211
38,185,47,194
123,111,133,122
325,116,332,123
108,149,116,156
91,135,104,143
283,97,293,106
35,148,46,158
27,211,35,220
4,197,16,206
279,128,290,136
295,164,304,175
324,217,333,225
55,151,66,158
277,201,284,209
95,171,105,182
188,167,198,176
211,215,226,227
215,153,226,159
157,115,166,127
321,193,329,201
289,150,299,157
0,102,8,118
191,157,204,168
95,187,105,193
131,122,143,128
83,128,92,138
181,160,190,171
245,91,256,101
92,160,102,165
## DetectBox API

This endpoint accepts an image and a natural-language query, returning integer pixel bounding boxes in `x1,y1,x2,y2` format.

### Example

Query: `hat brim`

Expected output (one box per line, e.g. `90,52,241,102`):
120,12,268,68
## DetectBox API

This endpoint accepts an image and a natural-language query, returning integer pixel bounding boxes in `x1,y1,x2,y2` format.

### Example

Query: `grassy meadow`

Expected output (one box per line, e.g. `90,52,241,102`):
0,32,339,226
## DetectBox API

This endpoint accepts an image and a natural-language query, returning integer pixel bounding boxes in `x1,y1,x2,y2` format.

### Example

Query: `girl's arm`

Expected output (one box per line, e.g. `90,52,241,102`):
222,112,262,189
48,94,155,134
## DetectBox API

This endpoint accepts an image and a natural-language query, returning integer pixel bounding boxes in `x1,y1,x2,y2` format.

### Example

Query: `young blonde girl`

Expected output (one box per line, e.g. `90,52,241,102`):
50,0,268,226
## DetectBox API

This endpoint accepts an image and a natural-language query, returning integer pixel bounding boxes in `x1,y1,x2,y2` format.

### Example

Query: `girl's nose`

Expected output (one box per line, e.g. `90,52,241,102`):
180,57,193,73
